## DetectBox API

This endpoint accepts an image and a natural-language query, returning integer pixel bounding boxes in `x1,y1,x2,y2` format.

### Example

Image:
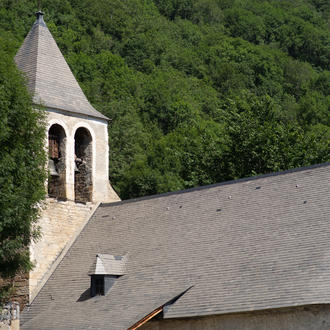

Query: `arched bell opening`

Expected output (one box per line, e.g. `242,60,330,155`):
48,124,67,199
74,127,93,203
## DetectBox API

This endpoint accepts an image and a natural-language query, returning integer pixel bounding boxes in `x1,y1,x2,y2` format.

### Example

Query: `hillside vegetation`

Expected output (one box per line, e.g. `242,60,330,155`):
0,0,329,199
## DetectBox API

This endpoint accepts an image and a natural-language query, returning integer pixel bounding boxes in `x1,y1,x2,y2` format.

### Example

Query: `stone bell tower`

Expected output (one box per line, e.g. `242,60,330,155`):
15,11,120,302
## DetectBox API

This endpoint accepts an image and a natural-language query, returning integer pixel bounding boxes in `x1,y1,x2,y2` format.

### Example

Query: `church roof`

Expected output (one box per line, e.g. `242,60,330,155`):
14,12,108,120
21,163,330,329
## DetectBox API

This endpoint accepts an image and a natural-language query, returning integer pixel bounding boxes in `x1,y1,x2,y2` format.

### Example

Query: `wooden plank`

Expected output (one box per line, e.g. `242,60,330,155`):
128,306,163,330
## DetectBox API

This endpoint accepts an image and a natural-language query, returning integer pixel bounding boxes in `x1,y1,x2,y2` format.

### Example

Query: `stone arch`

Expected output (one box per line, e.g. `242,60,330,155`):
48,124,67,199
74,127,93,203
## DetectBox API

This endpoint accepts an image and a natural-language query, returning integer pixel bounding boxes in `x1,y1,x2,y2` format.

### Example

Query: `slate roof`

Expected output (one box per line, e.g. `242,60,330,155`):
22,163,330,329
14,12,108,120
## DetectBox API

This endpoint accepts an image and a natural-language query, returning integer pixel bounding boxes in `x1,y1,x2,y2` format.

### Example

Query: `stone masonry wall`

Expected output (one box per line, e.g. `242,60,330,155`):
142,305,330,330
0,273,28,310
29,198,97,301
74,161,92,203
74,128,93,203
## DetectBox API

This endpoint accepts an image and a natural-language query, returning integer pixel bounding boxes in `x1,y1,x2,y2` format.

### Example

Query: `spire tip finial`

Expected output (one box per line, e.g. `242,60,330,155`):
35,10,44,19
35,10,45,26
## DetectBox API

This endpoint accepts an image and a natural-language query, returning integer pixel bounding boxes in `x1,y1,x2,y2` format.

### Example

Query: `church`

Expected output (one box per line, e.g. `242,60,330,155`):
9,11,330,330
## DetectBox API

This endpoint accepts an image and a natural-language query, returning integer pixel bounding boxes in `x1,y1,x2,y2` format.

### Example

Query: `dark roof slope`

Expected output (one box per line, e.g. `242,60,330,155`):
15,12,108,120
22,163,330,329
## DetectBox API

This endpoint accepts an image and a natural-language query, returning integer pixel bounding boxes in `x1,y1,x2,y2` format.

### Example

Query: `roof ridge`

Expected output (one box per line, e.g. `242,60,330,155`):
101,162,330,207
33,11,44,99
33,24,39,99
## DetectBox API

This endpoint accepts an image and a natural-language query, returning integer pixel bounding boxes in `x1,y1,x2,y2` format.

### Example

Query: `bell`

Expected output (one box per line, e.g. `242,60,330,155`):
49,159,59,176
74,161,80,173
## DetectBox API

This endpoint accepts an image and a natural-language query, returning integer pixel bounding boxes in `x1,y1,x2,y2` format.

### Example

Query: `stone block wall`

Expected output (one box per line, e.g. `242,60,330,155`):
0,274,28,311
74,162,92,203
29,198,97,301
48,170,66,199
142,305,330,330
74,127,93,203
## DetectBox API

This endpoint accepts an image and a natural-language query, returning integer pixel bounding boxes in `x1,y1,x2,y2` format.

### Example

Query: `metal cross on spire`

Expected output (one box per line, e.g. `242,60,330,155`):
38,0,41,11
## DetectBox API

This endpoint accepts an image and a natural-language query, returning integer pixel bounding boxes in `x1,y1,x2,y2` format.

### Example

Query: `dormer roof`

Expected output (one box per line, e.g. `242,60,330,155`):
88,254,128,276
14,12,108,120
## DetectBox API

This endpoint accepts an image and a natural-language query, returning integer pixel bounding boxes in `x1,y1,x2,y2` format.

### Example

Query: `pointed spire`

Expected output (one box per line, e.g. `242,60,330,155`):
15,12,108,120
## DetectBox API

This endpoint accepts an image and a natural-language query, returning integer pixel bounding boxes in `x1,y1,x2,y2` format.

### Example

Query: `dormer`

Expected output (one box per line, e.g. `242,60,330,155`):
88,254,127,297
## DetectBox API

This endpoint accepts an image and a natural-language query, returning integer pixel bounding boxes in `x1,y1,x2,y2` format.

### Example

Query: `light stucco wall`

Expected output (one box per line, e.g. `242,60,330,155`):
46,109,120,203
142,305,330,330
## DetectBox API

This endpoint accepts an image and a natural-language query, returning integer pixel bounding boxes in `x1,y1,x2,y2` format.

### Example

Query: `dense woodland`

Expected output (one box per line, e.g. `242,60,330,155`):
0,0,329,199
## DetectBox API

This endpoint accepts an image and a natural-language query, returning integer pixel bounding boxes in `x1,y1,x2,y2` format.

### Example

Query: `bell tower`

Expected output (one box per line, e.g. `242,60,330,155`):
15,11,120,302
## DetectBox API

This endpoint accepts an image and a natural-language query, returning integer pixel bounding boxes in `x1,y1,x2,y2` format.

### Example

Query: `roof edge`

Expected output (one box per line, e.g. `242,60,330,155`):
37,104,110,122
102,162,330,208
128,306,163,330
128,286,193,330
163,302,330,320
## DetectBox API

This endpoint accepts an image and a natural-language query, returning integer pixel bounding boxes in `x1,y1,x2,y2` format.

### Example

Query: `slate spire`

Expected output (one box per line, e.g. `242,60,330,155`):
15,12,108,120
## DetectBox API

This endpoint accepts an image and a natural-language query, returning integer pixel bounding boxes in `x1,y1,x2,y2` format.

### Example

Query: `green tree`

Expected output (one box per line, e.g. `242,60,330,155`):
0,48,47,302
0,0,329,201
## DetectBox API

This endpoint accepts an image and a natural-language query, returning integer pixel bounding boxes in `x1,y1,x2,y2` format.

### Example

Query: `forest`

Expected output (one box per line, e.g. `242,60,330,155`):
0,0,329,199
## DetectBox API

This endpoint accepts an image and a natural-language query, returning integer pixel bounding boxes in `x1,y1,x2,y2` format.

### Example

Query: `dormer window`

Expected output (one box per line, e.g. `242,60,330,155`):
93,275,105,296
89,254,127,297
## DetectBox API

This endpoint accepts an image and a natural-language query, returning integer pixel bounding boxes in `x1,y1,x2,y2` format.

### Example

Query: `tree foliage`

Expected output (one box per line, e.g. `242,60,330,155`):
0,43,46,300
0,0,329,201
